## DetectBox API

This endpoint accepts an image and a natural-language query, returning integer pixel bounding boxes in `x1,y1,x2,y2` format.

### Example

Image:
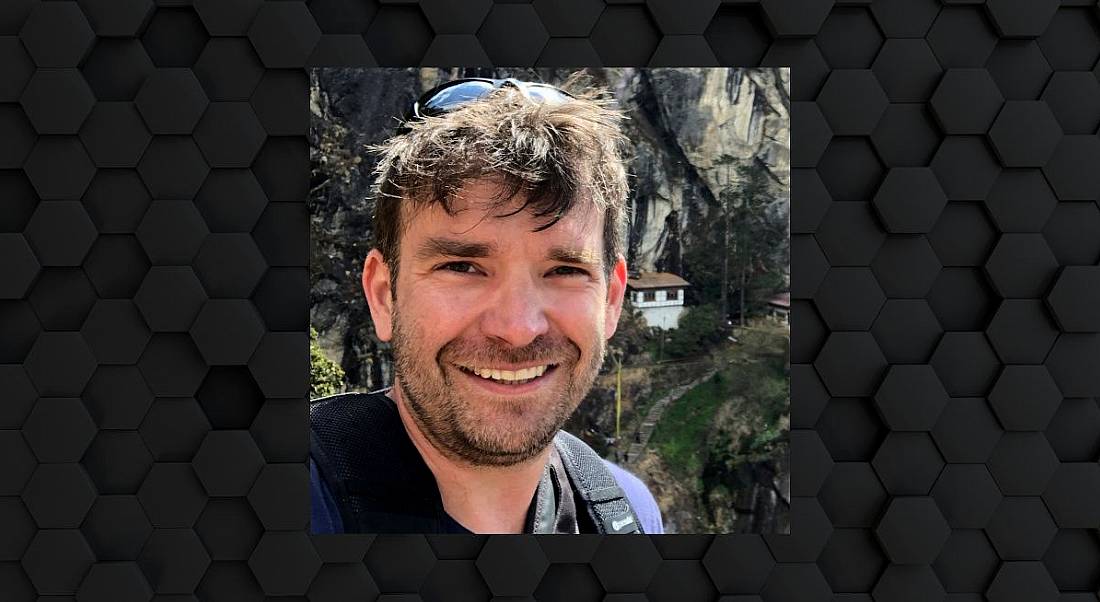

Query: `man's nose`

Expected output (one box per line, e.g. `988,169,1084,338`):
480,274,550,349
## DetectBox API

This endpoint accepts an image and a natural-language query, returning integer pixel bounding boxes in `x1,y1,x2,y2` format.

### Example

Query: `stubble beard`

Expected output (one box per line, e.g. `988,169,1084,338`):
391,308,606,467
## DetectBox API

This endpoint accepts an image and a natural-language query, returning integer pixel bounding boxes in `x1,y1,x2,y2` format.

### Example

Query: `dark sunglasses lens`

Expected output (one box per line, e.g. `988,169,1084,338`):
421,81,496,114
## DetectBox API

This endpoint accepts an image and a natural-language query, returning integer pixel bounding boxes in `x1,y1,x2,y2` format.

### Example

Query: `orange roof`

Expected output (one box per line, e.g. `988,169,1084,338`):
627,272,690,290
768,292,790,309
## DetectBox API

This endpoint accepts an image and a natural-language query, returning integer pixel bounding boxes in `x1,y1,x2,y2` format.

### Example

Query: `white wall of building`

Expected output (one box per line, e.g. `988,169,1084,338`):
630,288,686,330
640,304,685,330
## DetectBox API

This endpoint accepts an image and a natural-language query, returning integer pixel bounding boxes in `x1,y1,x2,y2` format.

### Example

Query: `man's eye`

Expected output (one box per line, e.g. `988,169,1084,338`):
439,262,480,274
550,266,590,277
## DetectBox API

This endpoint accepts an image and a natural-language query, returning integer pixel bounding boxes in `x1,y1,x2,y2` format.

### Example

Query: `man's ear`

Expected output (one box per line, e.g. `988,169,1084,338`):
603,254,628,340
362,249,394,342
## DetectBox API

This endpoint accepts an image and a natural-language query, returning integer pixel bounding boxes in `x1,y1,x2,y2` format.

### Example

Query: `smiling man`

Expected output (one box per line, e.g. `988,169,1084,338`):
309,76,663,534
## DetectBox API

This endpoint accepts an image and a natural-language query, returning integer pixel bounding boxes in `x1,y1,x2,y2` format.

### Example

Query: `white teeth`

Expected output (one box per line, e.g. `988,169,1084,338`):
464,364,551,383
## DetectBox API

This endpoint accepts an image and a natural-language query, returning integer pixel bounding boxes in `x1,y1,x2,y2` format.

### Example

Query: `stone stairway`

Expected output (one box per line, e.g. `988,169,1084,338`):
622,368,718,467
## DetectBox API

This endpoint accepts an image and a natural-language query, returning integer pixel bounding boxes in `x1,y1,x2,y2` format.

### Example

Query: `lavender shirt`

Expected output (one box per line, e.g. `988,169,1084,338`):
310,454,665,534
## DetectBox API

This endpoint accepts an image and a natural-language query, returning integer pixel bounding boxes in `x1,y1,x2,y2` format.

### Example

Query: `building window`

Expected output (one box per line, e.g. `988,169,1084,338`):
643,291,656,302
667,289,679,301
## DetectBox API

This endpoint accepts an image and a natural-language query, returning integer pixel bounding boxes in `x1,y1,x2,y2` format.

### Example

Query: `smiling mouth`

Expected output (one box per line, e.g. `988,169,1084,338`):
456,364,558,385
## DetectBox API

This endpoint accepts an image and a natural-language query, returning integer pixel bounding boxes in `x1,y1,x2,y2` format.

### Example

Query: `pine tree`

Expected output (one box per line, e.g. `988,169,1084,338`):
714,156,787,326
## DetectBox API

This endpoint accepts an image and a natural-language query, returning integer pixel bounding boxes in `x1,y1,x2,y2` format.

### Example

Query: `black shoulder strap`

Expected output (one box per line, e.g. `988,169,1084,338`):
553,430,644,534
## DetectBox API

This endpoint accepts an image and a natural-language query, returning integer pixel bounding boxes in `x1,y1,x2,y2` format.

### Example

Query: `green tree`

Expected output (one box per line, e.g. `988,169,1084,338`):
663,304,725,359
714,156,788,326
311,327,346,399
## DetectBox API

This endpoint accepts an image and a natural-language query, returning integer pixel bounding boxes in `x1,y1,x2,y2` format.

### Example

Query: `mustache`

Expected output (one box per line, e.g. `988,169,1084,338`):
439,333,580,366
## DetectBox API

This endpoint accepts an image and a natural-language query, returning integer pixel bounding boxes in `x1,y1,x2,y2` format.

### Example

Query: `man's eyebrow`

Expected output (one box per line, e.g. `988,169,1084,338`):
547,246,602,266
414,237,496,261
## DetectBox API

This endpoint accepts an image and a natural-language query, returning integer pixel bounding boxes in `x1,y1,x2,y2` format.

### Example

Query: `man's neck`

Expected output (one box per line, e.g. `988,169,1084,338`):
389,381,551,534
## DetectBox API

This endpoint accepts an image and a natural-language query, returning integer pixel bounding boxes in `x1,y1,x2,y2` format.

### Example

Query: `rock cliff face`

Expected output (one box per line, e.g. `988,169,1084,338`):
617,68,790,274
309,67,790,388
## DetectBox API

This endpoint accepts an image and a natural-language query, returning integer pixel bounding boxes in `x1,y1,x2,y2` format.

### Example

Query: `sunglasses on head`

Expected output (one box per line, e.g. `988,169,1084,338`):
396,78,575,135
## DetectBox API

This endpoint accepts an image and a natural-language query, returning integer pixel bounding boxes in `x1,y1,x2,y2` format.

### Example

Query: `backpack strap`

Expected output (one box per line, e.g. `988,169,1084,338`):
553,430,644,534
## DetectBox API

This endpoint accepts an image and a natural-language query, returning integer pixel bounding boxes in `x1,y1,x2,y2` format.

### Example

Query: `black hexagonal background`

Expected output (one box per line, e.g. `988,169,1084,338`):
5,1,1100,600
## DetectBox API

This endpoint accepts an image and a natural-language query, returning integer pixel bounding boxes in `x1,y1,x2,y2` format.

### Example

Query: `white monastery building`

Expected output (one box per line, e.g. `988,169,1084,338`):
626,272,690,330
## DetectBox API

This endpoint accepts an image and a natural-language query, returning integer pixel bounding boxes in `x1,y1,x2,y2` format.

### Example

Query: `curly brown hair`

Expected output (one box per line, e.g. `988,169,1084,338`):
369,74,631,288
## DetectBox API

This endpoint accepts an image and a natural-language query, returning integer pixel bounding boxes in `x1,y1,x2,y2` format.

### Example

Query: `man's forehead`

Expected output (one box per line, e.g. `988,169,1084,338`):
401,182,603,252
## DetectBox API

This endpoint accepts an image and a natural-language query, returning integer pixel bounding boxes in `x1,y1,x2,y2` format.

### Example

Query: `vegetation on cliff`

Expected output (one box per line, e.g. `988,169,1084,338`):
310,327,345,399
648,324,789,533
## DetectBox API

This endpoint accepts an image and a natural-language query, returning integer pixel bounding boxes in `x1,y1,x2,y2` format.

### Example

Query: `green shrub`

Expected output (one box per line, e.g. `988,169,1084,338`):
310,327,345,399
663,304,725,359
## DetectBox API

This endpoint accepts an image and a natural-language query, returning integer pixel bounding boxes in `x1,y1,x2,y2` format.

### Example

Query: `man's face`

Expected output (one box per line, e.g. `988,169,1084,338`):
362,180,627,467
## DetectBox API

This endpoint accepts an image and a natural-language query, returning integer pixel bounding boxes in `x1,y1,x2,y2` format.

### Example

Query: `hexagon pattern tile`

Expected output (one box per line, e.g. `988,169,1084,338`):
2,1,1100,600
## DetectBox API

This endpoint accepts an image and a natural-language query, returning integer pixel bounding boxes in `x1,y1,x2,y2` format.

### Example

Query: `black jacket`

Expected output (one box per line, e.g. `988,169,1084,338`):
310,391,644,534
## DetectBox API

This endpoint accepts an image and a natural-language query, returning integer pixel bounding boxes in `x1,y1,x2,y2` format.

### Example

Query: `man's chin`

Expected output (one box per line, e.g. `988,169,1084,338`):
451,421,559,466
457,397,559,444
447,384,570,465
